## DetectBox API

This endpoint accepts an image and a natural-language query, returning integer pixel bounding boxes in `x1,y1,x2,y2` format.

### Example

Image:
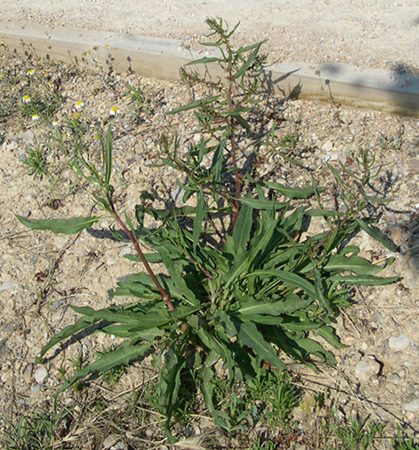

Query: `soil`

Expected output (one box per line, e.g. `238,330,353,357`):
0,2,419,449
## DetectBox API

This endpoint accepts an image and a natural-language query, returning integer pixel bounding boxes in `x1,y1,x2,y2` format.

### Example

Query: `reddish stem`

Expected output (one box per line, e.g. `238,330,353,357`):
108,198,175,311
226,69,241,228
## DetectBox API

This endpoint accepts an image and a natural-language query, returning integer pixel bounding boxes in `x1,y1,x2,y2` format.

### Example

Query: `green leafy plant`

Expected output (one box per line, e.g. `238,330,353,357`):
393,428,419,450
0,403,73,450
17,18,398,442
327,415,386,450
22,144,49,179
247,436,277,450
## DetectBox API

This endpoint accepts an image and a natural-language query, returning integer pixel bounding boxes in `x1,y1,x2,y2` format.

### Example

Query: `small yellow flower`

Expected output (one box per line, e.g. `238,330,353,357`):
26,68,35,76
20,81,27,87
74,100,84,111
52,120,58,127
73,112,81,120
104,44,110,49
110,105,120,116
85,49,91,54
93,133,100,141
11,85,17,91
31,113,39,121
22,94,31,103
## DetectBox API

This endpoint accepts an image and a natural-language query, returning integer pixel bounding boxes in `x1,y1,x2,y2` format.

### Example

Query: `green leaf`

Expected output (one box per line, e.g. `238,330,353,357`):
123,252,162,263
196,327,235,377
16,215,100,234
61,340,151,391
314,326,346,349
233,201,253,252
233,41,264,79
263,181,324,199
35,315,97,363
305,209,345,217
238,295,312,316
246,270,317,299
165,95,220,115
185,56,222,66
356,218,399,252
364,194,392,204
101,325,164,340
104,125,112,188
327,163,345,190
294,338,336,365
193,189,205,252
157,345,185,416
236,321,286,370
329,274,399,285
199,365,216,413
210,138,225,186
237,197,286,210
324,254,382,275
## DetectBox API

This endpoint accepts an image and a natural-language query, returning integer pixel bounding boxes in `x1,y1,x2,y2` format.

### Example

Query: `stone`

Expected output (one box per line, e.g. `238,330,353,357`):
388,334,410,351
34,365,48,384
355,358,381,382
404,400,419,412
22,363,33,384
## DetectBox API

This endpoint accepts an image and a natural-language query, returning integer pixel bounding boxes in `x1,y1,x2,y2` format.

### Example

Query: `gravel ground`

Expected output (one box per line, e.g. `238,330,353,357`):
0,8,419,448
1,0,419,71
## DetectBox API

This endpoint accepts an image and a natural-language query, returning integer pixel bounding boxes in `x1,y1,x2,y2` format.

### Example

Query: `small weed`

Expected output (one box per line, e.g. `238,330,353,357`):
0,403,73,450
327,414,386,450
247,435,277,450
393,428,419,450
22,145,49,179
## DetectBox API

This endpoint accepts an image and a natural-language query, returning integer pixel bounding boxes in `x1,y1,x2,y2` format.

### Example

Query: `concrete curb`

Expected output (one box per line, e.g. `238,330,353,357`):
1,23,418,116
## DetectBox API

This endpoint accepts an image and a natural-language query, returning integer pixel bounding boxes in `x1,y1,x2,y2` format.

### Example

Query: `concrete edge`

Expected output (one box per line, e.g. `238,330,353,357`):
1,23,418,116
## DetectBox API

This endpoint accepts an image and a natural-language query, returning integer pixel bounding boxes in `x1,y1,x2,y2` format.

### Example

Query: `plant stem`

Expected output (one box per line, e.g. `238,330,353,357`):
227,67,240,228
108,197,175,311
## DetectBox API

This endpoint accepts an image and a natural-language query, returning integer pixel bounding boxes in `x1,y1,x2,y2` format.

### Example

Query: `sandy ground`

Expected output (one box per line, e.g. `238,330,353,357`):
1,0,419,71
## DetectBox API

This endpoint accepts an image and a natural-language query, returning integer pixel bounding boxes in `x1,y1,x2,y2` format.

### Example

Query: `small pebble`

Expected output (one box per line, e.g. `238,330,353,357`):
355,358,381,382
22,363,33,384
388,334,410,351
34,365,48,384
404,400,419,412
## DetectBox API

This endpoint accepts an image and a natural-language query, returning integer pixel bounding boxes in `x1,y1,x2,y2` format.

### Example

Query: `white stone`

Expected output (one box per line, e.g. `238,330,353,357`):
388,334,410,351
34,365,48,384
404,400,419,412
355,358,381,382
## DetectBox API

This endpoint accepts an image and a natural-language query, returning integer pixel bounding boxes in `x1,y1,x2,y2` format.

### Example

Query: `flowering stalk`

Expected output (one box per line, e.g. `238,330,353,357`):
107,196,175,312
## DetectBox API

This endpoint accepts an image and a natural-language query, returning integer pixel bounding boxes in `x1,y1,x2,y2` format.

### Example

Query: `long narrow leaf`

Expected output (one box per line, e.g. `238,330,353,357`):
236,321,286,369
329,274,399,285
233,201,253,252
104,125,112,187
263,181,324,199
193,189,205,251
165,95,220,115
35,316,97,363
356,218,399,252
17,215,100,234
61,341,151,391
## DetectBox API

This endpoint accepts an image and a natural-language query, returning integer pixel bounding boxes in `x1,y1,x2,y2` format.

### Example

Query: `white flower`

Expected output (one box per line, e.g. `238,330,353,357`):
110,105,120,116
52,120,58,127
26,68,35,76
74,100,84,111
22,95,31,103
31,113,39,121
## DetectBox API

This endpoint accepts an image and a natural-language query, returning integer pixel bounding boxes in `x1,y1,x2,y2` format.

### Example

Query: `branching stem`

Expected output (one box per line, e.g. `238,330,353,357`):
108,197,175,311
